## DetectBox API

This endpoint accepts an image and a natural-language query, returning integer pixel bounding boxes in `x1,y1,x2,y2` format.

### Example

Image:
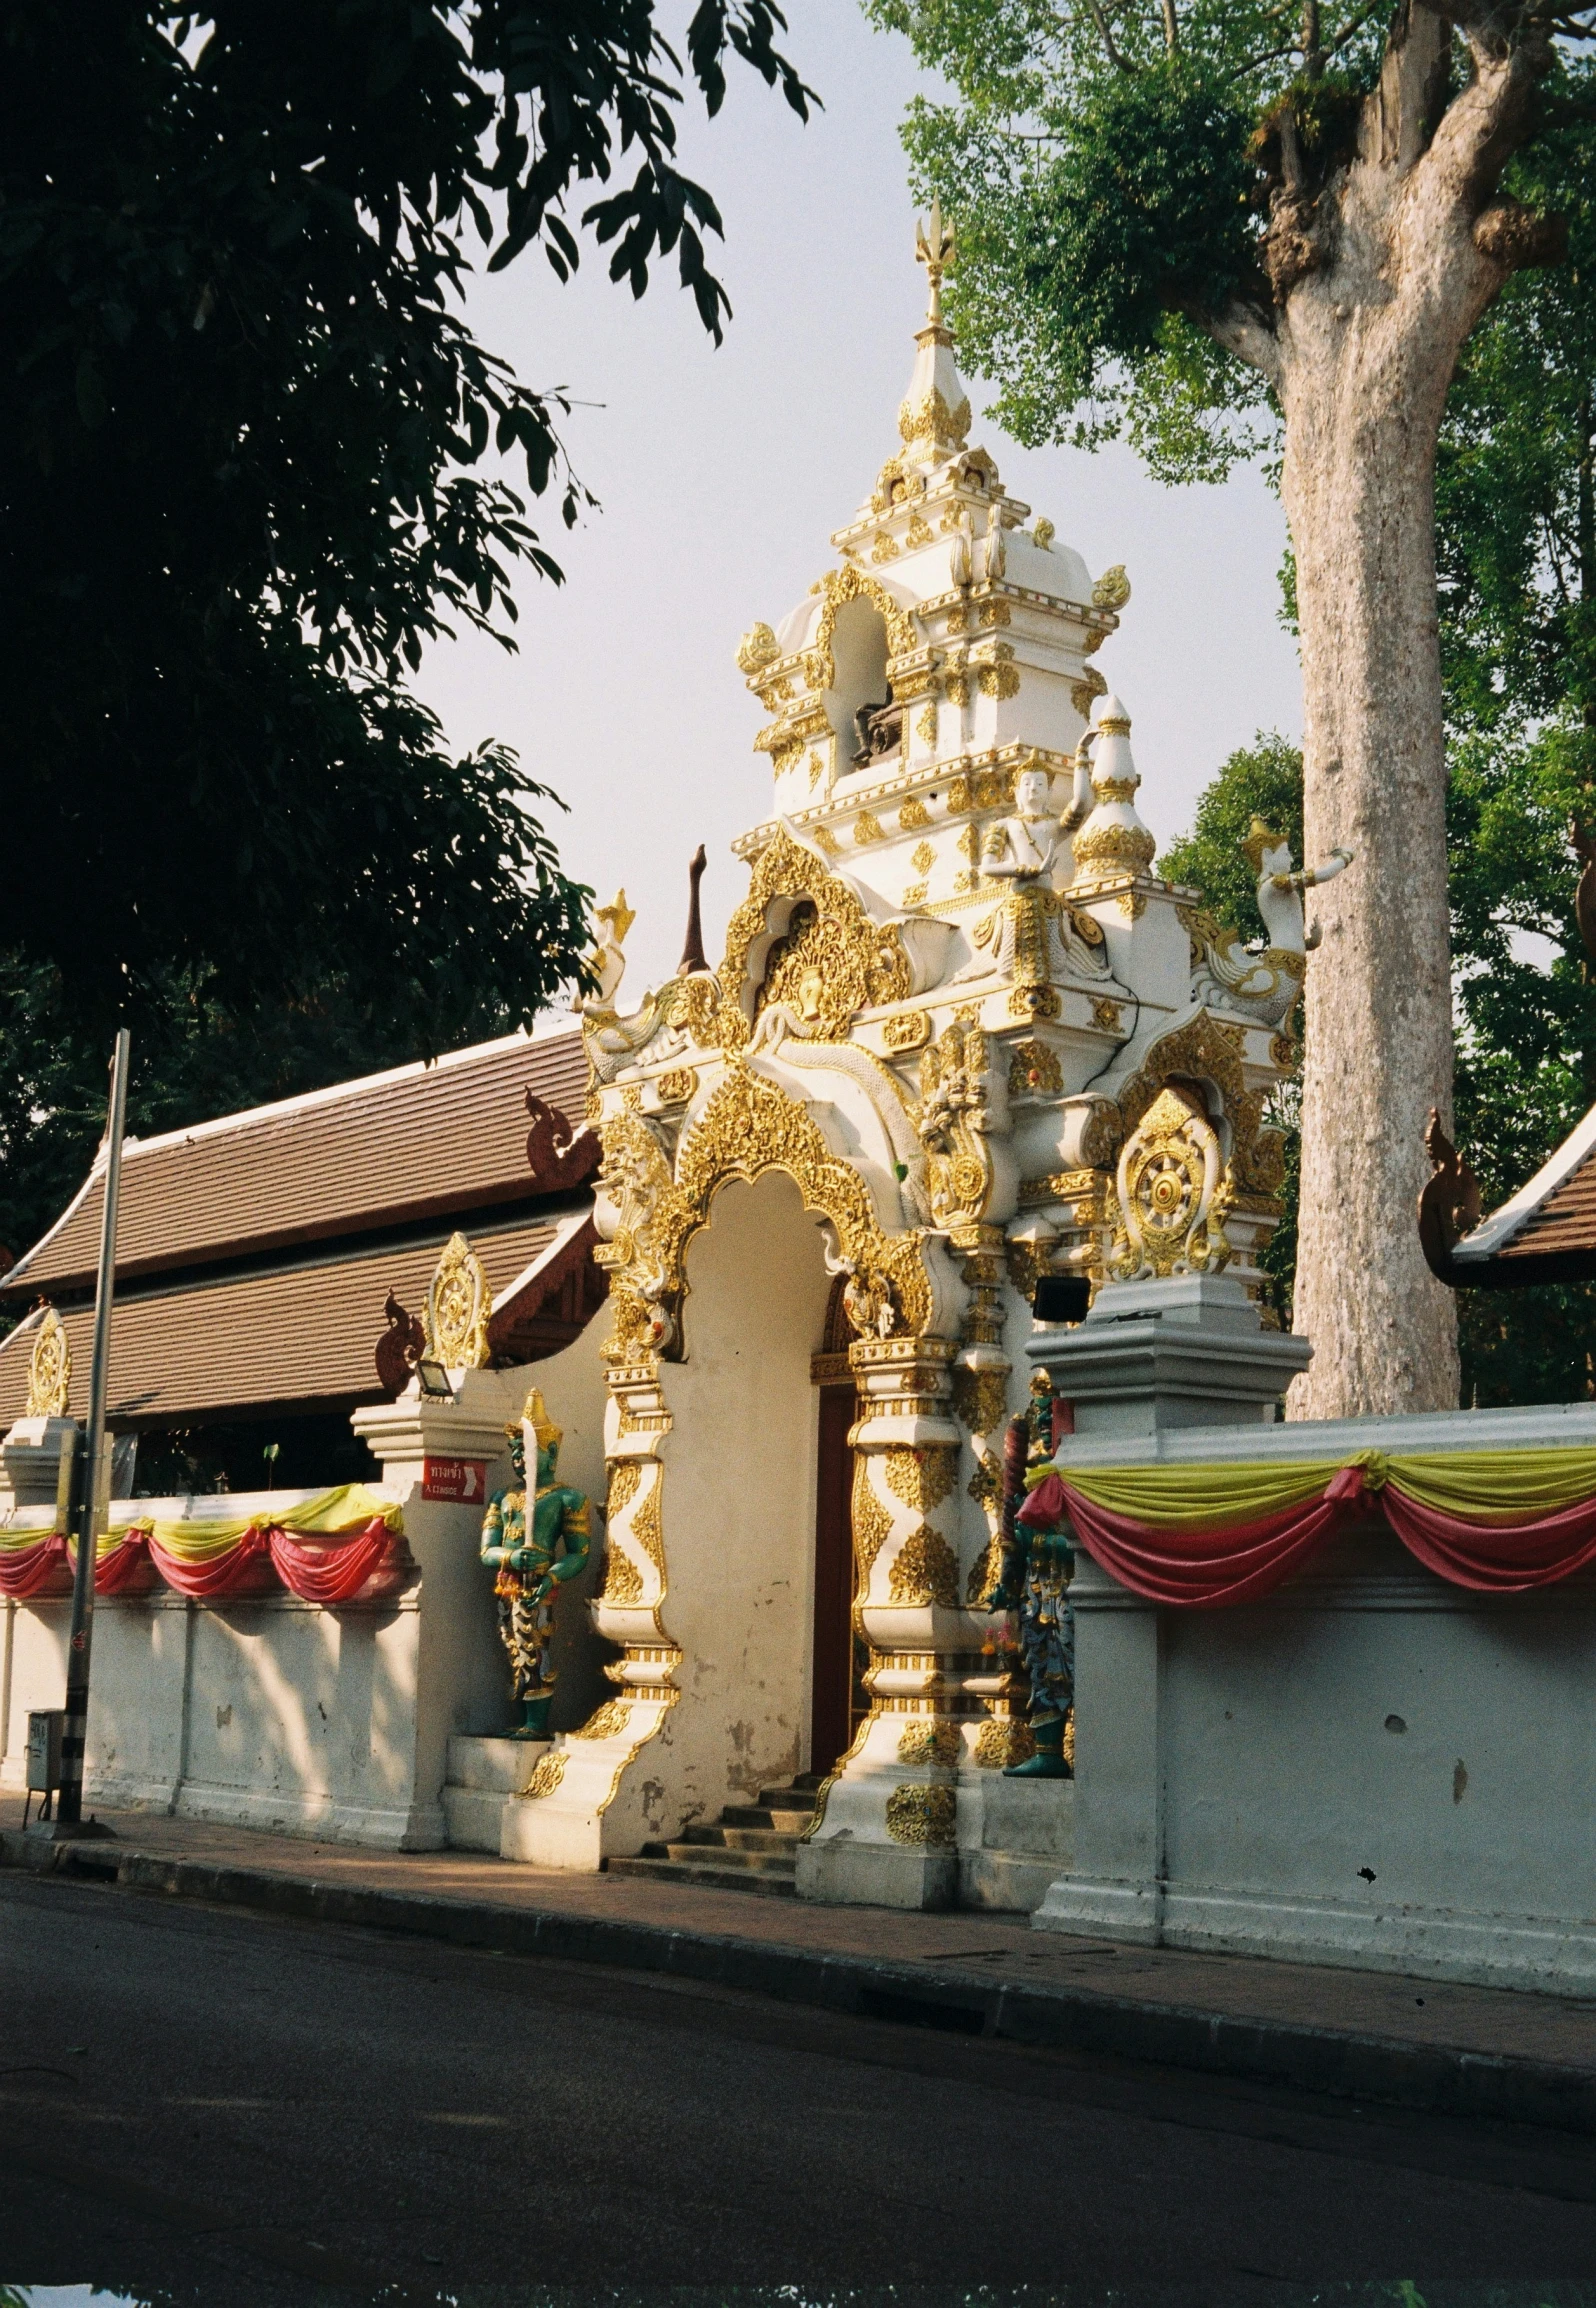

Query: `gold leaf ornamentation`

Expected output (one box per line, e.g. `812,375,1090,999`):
898,795,931,832
525,1752,567,1800
966,1532,1003,1606
802,566,919,694
906,511,933,548
1007,1039,1063,1098
718,828,913,1052
424,1232,491,1368
885,1783,958,1845
882,1010,932,1053
655,1068,698,1106
852,1456,893,1585
854,811,885,845
1070,668,1107,718
602,1551,644,1606
870,530,901,564
888,1525,961,1608
974,1719,1036,1770
1091,998,1123,1035
911,841,936,875
882,1445,959,1512
1092,564,1132,611
736,622,781,675
571,1700,632,1741
952,1365,1007,1437
979,599,1011,627
897,1719,961,1767
915,709,939,745
24,1307,71,1419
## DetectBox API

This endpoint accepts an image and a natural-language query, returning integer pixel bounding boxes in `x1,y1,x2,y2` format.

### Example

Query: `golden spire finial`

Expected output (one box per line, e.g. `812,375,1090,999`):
914,198,956,329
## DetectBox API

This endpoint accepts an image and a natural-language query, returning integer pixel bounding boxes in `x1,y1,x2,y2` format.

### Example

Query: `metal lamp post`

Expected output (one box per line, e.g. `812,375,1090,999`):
48,1029,131,1837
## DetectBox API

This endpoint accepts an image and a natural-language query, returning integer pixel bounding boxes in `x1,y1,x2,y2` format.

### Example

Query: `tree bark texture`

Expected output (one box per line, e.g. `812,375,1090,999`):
1282,337,1459,1416
1211,18,1542,1418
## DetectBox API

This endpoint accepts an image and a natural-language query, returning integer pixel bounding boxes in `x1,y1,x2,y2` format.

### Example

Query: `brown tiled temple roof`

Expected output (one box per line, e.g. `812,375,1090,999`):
4,1025,590,1297
1442,1106,1596,1287
0,1213,594,1428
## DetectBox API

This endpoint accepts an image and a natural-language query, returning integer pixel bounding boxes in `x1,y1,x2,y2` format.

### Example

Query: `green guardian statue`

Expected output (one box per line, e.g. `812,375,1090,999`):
479,1387,591,1739
990,1367,1075,1778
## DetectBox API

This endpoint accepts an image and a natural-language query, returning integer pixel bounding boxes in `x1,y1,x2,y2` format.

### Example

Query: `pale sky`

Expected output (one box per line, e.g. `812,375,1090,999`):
416,4,1303,999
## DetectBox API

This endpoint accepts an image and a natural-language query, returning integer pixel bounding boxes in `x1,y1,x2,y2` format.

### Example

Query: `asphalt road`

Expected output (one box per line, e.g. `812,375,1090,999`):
3,1872,1596,2308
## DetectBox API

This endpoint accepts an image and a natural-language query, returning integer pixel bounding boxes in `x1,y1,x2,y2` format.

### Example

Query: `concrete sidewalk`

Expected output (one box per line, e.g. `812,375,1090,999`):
6,1795,1596,2137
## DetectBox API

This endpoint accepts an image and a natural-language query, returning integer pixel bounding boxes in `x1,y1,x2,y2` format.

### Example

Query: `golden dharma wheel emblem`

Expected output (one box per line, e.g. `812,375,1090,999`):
24,1306,71,1418
423,1231,491,1370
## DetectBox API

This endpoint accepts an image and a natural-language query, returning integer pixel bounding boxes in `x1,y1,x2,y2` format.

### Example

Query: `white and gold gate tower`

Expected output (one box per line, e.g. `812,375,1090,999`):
516,214,1308,1907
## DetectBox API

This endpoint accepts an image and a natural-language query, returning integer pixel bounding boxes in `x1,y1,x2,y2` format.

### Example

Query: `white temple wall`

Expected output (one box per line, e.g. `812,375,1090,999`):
600,1169,830,1852
0,1313,611,1848
1035,1404,1596,1991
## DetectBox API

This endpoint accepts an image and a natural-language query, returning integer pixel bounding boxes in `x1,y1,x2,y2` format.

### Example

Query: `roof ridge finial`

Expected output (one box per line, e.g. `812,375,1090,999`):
915,198,956,333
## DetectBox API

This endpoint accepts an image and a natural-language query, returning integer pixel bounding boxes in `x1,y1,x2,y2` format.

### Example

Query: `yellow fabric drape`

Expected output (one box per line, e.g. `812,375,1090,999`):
1033,1448,1596,1531
1,1483,402,1559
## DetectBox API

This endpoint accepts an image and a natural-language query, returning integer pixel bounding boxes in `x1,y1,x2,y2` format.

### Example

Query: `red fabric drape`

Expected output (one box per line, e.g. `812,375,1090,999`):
267,1518,409,1604
0,1533,72,1600
1055,1485,1364,1609
86,1530,161,1596
1034,1462,1596,1607
1380,1486,1596,1593
145,1525,278,1599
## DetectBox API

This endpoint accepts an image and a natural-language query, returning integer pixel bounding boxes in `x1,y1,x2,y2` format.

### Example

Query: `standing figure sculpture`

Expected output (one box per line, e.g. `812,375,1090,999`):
479,1388,591,1739
990,1368,1075,1778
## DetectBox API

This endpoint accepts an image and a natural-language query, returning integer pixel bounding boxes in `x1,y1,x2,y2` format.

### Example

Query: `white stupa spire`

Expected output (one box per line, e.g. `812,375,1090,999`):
896,200,973,471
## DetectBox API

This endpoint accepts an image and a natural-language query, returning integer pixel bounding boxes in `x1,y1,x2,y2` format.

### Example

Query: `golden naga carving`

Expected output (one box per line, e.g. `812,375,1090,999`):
717,828,913,1051
423,1232,491,1369
916,1016,997,1237
1091,564,1132,612
525,1752,567,1800
24,1306,71,1419
1108,1085,1234,1282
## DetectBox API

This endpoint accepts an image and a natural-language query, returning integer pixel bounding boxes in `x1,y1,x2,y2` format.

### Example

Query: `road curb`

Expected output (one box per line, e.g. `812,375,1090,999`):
6,1826,1594,2137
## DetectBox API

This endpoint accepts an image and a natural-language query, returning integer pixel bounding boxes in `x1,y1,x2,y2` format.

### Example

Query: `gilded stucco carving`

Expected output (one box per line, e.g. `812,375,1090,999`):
897,1719,961,1766
525,1752,567,1799
916,1017,997,1236
885,1783,957,1845
1115,1015,1286,1200
882,1445,959,1513
718,829,913,1051
975,1719,1036,1770
423,1232,491,1368
952,1365,1008,1437
1109,1085,1234,1282
852,1457,894,1583
802,565,919,695
888,1525,961,1608
670,1065,936,1341
1008,1040,1063,1099
24,1307,70,1419
571,1700,632,1741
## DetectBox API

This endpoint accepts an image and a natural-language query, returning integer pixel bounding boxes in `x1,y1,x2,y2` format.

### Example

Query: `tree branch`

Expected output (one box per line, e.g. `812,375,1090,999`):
1205,297,1283,390
1075,0,1136,74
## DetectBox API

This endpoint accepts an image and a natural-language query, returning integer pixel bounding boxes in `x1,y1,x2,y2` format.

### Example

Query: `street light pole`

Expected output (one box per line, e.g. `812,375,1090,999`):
53,1028,131,1836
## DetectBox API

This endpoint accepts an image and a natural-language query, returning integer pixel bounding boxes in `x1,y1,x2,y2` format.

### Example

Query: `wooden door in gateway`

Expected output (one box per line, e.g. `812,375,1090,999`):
810,1381,856,1774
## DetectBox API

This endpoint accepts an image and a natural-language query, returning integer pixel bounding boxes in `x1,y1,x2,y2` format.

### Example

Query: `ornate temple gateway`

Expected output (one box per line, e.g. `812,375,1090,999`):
520,224,1312,1906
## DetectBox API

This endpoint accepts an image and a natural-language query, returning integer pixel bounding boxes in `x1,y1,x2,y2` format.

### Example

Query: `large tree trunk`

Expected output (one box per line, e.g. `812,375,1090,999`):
1212,17,1547,1419
1280,325,1460,1417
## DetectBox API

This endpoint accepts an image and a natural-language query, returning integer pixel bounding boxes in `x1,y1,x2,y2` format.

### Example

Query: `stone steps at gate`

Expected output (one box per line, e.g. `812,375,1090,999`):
604,1776,821,1898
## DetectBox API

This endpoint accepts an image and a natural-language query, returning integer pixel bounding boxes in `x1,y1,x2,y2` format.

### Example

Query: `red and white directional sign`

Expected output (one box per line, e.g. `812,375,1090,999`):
422,1457,488,1504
